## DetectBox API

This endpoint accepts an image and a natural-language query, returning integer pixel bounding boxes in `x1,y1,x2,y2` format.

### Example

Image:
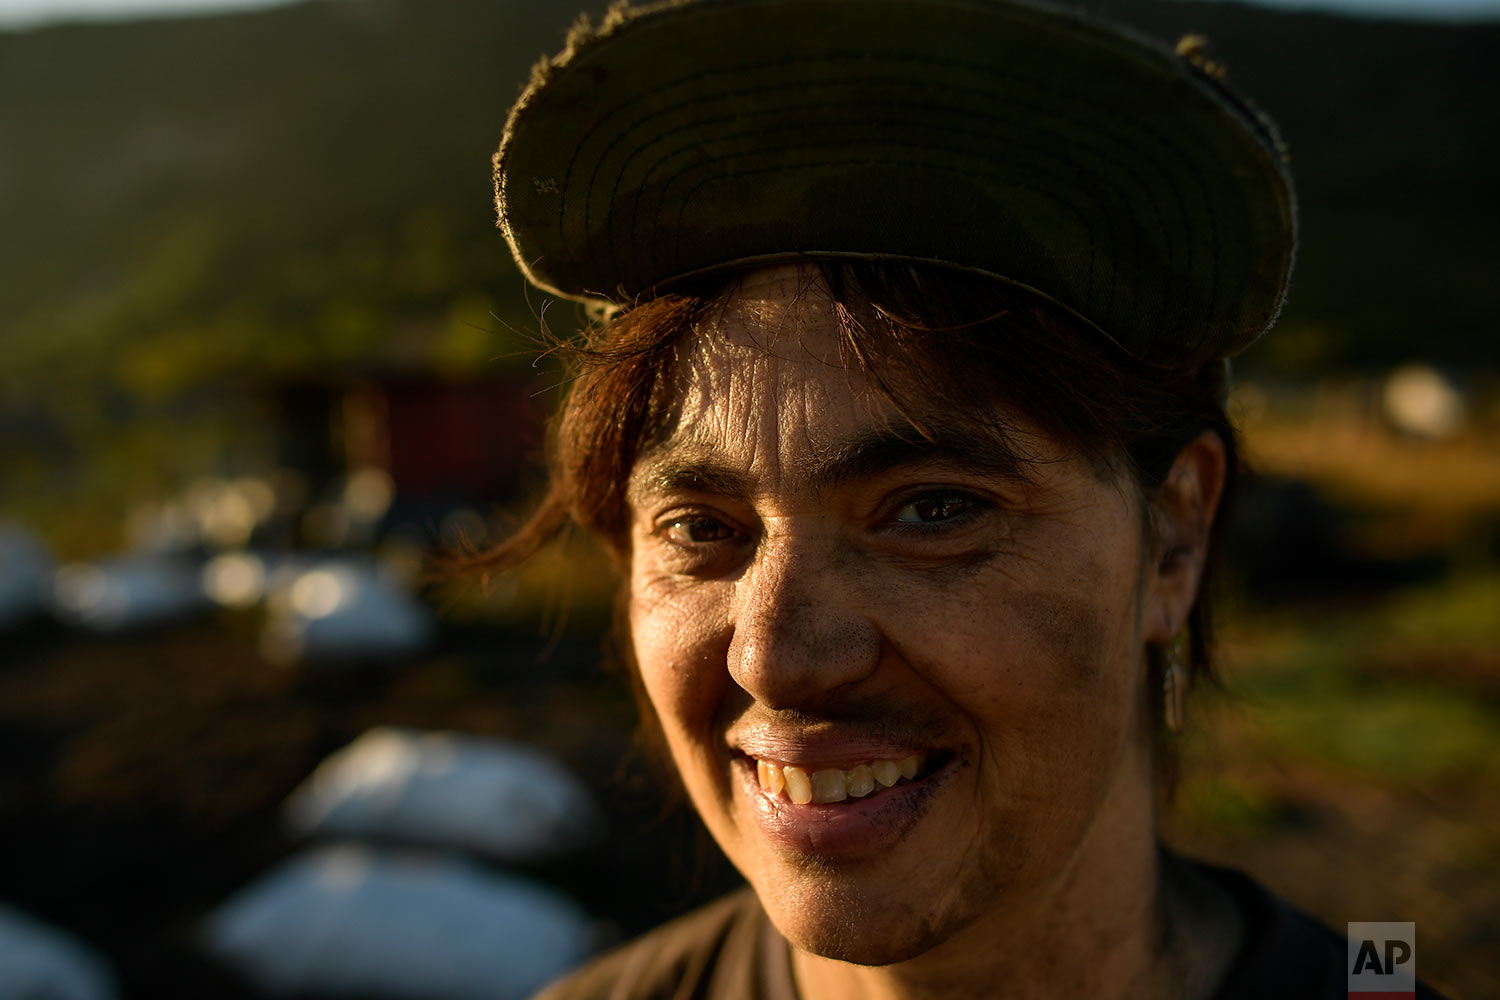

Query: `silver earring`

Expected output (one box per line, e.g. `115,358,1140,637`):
1163,628,1188,735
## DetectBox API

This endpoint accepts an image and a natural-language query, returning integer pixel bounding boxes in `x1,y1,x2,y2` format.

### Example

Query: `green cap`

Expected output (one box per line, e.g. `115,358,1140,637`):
495,0,1297,368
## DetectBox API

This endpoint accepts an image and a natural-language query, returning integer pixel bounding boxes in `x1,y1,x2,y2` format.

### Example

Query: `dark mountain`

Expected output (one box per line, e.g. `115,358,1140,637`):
1117,0,1500,373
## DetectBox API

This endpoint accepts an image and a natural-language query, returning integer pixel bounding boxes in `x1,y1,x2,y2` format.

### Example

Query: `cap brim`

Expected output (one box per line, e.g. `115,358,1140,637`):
496,0,1296,367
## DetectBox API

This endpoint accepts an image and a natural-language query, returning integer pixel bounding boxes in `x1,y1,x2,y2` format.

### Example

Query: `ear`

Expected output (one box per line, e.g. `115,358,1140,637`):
1142,431,1228,644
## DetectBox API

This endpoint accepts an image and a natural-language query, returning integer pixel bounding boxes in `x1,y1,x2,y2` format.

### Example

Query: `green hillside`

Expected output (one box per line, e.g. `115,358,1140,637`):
0,0,564,384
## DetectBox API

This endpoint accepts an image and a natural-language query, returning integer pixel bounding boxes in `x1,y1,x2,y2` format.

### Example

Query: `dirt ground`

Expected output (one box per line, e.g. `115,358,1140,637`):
3,614,1494,998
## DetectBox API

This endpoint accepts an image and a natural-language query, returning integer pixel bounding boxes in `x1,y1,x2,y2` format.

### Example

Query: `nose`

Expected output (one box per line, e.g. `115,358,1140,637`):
725,536,880,709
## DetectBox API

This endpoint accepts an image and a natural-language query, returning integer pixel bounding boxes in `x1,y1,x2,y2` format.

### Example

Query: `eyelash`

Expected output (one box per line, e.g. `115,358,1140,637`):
656,514,739,547
650,488,990,551
885,489,992,535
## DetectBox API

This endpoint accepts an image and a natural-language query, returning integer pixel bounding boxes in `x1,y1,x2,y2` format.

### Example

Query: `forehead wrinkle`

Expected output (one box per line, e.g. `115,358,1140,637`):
638,271,1071,507
629,348,800,506
636,335,1048,509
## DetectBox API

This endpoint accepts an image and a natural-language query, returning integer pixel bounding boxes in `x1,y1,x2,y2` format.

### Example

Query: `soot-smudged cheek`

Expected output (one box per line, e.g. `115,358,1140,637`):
899,582,1137,766
995,588,1123,685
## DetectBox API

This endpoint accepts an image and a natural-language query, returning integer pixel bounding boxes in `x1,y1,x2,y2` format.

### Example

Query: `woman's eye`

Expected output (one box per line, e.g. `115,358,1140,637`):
661,516,736,545
894,495,973,524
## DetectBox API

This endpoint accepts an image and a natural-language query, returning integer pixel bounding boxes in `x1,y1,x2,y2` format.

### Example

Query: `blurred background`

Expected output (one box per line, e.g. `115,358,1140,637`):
1,0,1496,997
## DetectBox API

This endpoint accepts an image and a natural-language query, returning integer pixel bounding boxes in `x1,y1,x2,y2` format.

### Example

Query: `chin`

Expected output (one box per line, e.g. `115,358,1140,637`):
753,869,966,967
781,910,950,967
803,930,943,968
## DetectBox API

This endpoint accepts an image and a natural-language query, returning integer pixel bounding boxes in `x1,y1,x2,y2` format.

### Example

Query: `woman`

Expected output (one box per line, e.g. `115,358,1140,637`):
481,1,1438,997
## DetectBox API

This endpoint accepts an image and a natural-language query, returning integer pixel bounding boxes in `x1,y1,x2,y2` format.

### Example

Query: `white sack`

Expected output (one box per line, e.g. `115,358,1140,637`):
203,844,595,1000
0,522,54,630
285,727,602,863
262,559,433,664
49,553,208,631
0,903,118,1000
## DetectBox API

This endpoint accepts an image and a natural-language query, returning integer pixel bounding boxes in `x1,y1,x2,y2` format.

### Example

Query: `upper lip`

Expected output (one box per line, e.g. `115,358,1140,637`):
730,725,939,769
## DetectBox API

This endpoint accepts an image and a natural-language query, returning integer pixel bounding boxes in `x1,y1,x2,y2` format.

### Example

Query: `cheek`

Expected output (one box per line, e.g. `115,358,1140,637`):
920,591,1129,726
983,586,1142,709
989,590,1137,773
878,556,1145,775
628,572,732,747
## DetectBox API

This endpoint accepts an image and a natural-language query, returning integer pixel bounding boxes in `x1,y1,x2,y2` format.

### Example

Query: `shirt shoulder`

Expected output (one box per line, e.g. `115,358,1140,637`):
1203,863,1448,1000
531,887,791,1000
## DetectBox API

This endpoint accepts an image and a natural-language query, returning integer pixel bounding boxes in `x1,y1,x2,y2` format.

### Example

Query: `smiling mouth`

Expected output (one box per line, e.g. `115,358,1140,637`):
751,753,942,805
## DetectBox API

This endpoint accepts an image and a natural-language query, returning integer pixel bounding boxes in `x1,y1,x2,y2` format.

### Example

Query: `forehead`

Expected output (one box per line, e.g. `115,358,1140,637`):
632,265,1057,491
669,269,876,434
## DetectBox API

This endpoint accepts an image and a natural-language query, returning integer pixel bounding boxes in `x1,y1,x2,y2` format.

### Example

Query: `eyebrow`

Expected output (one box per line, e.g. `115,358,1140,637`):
629,422,1030,505
629,459,752,503
805,424,1029,494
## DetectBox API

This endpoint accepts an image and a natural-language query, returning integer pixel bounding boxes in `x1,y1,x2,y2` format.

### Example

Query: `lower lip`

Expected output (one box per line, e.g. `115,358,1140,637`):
734,755,959,857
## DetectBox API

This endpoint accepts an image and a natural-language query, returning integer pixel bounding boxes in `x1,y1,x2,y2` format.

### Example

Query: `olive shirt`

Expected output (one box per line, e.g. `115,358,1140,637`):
533,862,1448,1000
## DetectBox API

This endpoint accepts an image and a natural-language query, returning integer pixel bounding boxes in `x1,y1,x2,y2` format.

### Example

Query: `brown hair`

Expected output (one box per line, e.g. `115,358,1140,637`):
469,260,1236,732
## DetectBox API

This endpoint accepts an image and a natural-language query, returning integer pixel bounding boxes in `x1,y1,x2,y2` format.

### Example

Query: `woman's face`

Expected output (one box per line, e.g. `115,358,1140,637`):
625,266,1177,965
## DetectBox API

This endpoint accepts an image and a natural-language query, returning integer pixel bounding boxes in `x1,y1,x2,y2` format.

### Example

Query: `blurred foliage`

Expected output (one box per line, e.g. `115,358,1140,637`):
1387,572,1500,644
1210,569,1500,784
431,527,621,630
1242,401,1500,519
1167,567,1500,998
1174,775,1284,833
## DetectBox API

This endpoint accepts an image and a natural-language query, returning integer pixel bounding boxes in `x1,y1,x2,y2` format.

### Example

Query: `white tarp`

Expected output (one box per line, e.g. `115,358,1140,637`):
49,553,209,632
0,522,55,630
203,844,596,1000
0,903,118,1000
284,728,603,863
261,558,433,664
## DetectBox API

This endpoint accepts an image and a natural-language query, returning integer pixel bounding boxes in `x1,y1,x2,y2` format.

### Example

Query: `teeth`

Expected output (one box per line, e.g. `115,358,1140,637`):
783,766,812,805
810,769,847,804
753,754,926,805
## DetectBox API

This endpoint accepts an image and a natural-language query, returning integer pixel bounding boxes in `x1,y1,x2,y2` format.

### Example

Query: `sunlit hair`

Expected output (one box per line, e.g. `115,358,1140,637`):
465,260,1237,746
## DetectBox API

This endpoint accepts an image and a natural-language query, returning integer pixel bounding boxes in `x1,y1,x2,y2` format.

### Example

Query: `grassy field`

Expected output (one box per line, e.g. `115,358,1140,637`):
1163,403,1500,999
1165,579,1500,999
